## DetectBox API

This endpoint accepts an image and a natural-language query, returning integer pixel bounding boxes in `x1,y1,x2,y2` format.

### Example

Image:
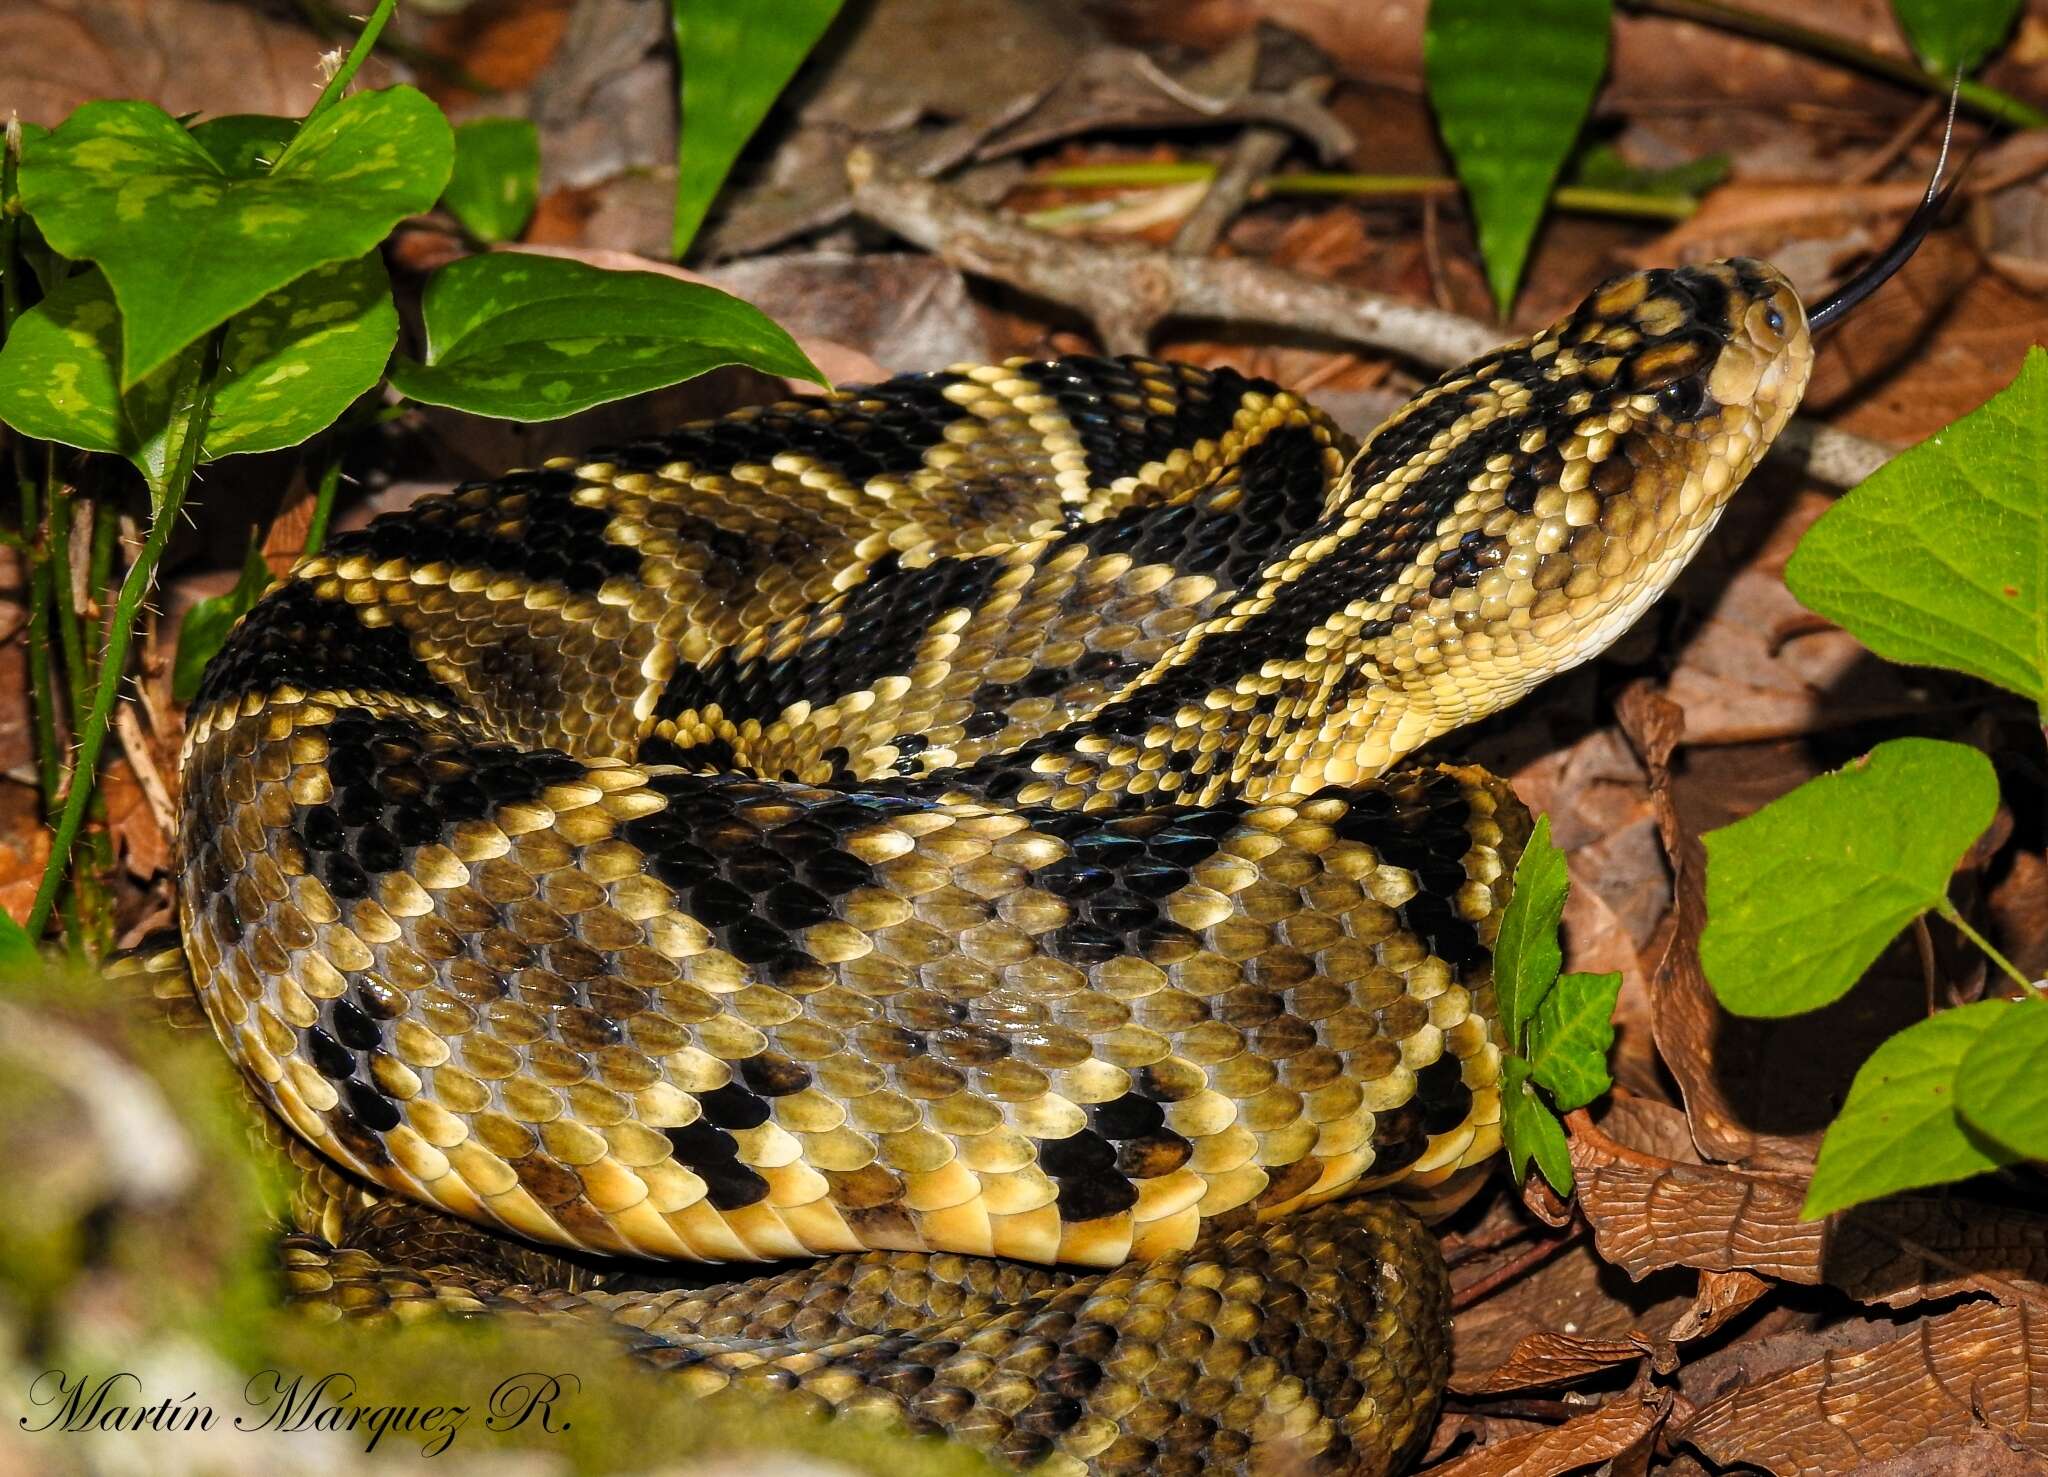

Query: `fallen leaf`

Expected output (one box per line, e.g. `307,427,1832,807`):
1421,1387,1672,1477
1681,1299,2048,1475
100,757,171,881
1,0,391,128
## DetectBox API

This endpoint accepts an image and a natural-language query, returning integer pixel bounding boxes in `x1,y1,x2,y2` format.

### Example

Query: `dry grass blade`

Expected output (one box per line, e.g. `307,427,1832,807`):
1681,1300,2048,1474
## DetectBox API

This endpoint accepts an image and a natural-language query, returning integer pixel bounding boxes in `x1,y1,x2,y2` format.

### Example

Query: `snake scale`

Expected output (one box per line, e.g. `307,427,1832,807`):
139,251,1824,1475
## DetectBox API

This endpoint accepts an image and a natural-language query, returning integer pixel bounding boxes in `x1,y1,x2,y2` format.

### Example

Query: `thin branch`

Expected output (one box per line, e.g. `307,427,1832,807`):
846,149,1897,487
1621,0,2048,130
1171,76,1332,257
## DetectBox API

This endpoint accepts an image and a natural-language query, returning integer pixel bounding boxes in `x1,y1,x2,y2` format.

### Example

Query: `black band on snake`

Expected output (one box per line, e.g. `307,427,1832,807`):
127,217,1933,1474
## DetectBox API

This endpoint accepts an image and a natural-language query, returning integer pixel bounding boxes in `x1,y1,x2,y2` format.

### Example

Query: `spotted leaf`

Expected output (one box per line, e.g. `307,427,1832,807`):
18,88,448,385
387,252,824,421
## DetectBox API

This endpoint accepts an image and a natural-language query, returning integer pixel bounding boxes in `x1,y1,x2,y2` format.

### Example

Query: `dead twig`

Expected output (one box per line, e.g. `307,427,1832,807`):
1171,75,1332,258
112,704,177,845
846,149,1897,486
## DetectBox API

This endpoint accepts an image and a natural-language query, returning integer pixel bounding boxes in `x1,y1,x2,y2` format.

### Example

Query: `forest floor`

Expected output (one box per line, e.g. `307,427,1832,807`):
4,2,2048,1474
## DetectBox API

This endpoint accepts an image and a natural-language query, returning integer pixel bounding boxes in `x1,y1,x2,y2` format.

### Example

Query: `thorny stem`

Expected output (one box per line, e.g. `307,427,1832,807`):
302,0,398,127
3,122,88,949
1935,898,2041,997
25,337,223,940
302,453,344,559
1621,0,2048,130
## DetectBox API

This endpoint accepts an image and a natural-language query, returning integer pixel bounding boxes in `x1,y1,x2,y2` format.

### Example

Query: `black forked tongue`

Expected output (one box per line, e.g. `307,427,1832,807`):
1807,81,1967,333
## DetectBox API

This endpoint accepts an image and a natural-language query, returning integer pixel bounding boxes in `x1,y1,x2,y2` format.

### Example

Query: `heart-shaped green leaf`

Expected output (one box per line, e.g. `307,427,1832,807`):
1804,1000,2018,1218
19,88,449,385
187,115,299,177
0,268,203,502
1787,348,2048,722
1702,738,1998,1017
207,254,397,458
387,252,825,421
1954,999,2048,1160
445,118,540,244
0,257,395,485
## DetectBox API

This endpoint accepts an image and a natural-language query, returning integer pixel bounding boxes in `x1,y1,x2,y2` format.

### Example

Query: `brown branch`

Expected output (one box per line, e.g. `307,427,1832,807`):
1171,76,1333,258
845,149,1895,487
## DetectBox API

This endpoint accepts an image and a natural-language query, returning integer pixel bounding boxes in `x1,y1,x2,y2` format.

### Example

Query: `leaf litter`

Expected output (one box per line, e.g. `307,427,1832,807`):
6,2,2048,1475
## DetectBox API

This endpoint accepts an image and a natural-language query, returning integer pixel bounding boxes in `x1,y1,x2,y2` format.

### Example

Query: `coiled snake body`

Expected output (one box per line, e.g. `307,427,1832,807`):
161,256,1812,1474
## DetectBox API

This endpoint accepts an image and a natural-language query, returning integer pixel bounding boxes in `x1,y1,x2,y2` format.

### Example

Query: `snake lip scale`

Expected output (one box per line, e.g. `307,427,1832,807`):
145,219,1914,1474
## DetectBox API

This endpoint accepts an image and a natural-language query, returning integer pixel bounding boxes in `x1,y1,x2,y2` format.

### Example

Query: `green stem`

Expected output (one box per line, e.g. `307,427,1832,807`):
301,454,343,559
24,342,222,940
1033,164,1701,221
1937,898,2040,995
301,0,398,127
1621,0,2048,130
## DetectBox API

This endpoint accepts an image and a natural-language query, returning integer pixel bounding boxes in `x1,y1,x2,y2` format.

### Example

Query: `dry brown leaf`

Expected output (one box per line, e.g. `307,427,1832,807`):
0,783,49,926
1666,1268,1771,1343
1805,232,1982,415
1579,1142,2048,1312
99,757,171,881
1420,1388,1672,1477
1620,683,1790,1164
1450,1237,1698,1393
1682,1300,2048,1476
2,0,389,127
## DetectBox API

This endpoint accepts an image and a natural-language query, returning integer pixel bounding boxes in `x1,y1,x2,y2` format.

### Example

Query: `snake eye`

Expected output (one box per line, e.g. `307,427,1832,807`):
1764,305,1786,335
1658,376,1707,419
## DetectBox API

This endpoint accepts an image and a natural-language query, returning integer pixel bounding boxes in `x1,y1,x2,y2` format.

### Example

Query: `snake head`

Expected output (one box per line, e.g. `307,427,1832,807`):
1310,256,1816,781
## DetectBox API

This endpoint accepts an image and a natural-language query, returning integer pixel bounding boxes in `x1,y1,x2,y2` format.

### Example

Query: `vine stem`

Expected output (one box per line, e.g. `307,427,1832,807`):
1936,898,2041,996
1621,0,2048,130
24,341,222,940
301,0,397,127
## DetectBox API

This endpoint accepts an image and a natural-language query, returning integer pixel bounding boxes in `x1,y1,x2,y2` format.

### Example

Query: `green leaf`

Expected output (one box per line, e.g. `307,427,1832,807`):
173,534,274,704
208,254,397,458
1569,143,1728,201
1804,1000,2018,1218
19,88,451,385
187,115,298,177
0,258,395,480
1425,0,1611,314
1527,970,1623,1111
1502,1057,1574,1196
1494,814,1569,1045
0,267,203,500
1954,999,2048,1159
0,911,39,981
1891,0,2023,74
670,0,845,260
387,252,825,421
1702,738,1999,1018
1786,348,2048,721
444,118,540,244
